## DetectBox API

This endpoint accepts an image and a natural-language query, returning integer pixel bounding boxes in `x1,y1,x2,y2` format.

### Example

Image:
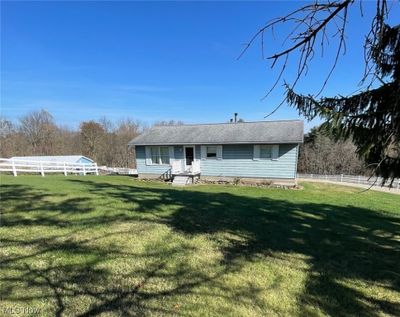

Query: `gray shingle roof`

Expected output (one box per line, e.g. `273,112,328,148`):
129,120,304,145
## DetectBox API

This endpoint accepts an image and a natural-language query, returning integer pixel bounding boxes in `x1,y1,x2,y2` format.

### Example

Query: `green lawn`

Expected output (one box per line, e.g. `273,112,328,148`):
0,175,399,317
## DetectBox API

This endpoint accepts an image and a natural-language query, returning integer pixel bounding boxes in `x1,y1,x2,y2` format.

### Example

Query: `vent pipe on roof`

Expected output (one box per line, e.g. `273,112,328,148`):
234,113,238,123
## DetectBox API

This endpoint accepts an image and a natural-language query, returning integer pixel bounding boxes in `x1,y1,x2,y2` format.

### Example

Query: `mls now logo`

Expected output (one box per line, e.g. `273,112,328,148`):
2,306,40,315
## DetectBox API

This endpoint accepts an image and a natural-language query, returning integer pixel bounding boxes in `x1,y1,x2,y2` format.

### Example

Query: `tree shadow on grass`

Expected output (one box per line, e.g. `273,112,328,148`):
1,183,260,316
68,179,400,316
1,179,399,316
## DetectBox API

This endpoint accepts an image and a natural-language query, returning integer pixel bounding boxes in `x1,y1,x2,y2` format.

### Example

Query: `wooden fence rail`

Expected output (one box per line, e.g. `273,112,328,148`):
0,158,99,177
298,173,400,189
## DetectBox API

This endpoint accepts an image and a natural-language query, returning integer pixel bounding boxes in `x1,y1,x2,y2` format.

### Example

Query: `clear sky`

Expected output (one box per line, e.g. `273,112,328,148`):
1,1,399,130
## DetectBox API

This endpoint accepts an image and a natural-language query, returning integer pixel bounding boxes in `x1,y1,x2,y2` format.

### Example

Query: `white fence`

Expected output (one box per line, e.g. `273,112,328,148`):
0,158,99,177
298,173,400,189
98,166,137,175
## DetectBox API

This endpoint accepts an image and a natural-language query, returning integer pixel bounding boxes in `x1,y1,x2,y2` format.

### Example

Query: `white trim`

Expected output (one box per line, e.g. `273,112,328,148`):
169,146,175,161
216,145,223,160
201,146,207,160
204,145,218,160
272,144,279,160
145,146,152,165
253,145,260,161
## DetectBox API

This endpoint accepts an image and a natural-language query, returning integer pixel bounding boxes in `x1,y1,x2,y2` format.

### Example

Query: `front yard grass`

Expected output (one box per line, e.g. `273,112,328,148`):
0,175,399,316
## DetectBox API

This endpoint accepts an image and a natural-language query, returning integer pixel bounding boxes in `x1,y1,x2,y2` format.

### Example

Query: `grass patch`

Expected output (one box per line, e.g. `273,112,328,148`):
0,175,399,316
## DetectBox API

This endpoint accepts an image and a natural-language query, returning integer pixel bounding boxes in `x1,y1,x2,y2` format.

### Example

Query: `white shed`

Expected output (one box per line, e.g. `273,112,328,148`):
10,155,94,164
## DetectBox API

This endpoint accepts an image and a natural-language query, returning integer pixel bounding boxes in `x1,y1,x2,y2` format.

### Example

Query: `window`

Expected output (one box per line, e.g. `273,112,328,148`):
150,146,170,165
260,145,272,159
150,147,160,164
159,147,170,164
206,146,217,159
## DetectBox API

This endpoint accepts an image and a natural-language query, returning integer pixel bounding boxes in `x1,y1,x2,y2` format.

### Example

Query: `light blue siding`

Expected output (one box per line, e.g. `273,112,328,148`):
135,144,299,179
78,157,93,164
200,144,298,179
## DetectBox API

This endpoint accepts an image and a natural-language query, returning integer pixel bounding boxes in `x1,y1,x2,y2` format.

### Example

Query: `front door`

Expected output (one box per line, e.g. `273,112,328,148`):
185,147,194,167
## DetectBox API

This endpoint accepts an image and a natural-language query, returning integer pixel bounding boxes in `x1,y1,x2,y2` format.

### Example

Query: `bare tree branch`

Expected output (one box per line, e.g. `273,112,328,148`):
267,0,352,60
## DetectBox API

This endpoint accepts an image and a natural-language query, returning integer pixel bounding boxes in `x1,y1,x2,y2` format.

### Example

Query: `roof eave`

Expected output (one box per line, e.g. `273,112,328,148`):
130,140,303,146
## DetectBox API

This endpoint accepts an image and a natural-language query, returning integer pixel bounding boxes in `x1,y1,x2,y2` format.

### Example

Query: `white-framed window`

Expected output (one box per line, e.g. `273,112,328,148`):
206,146,217,159
201,145,222,160
160,146,169,164
260,145,272,159
150,146,170,165
253,144,279,161
150,147,160,164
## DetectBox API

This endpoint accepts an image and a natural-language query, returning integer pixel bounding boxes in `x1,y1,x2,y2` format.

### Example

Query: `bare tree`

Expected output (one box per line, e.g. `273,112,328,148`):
79,121,106,163
154,120,184,126
19,109,57,155
112,119,142,168
78,118,143,166
54,126,79,156
0,117,17,157
298,128,366,175
0,117,13,137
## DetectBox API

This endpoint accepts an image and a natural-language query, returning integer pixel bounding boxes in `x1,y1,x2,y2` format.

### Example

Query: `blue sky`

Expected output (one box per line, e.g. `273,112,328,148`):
1,1,399,130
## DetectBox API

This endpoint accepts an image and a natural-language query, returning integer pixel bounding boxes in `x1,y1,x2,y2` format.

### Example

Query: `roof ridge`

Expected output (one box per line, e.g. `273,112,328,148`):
153,119,303,128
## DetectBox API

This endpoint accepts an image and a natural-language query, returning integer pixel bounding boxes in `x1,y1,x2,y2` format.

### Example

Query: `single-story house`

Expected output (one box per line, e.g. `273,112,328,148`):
10,155,94,164
128,120,303,186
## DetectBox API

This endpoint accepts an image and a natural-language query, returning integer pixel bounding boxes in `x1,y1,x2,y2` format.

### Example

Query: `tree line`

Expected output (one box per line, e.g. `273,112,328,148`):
298,127,367,176
0,109,144,168
1,109,367,174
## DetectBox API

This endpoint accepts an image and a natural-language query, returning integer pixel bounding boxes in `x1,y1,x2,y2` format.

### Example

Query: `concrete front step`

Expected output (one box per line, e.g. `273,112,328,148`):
172,176,191,186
